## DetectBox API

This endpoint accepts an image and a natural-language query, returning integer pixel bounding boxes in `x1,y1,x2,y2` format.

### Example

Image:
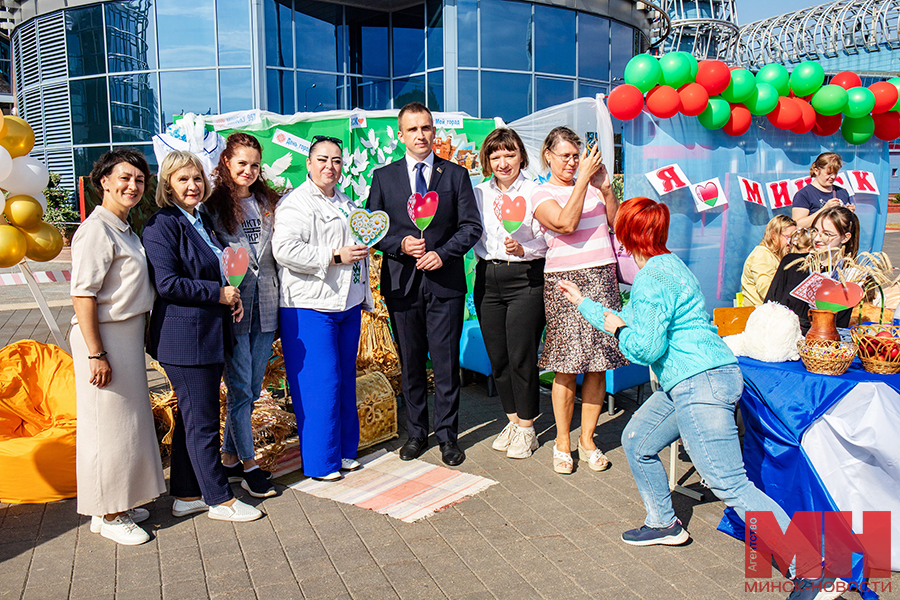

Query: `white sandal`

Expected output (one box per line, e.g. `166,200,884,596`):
577,440,611,472
553,445,574,474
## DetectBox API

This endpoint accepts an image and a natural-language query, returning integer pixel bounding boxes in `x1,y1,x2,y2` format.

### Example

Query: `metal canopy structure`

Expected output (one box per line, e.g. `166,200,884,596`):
731,0,900,71
657,0,738,59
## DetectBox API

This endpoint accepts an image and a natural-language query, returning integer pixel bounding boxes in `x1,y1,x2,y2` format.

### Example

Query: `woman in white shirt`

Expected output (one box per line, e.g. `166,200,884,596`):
473,128,547,459
272,136,374,481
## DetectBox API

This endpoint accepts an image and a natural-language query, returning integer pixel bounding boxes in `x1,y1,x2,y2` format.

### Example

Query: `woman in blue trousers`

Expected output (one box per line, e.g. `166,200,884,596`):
272,136,373,481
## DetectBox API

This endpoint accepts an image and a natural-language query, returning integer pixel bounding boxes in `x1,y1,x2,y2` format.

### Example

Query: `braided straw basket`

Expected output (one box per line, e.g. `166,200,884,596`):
797,339,857,376
851,324,900,375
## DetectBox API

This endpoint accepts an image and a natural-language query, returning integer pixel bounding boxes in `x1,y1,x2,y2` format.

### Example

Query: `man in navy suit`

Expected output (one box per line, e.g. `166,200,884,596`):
368,102,482,466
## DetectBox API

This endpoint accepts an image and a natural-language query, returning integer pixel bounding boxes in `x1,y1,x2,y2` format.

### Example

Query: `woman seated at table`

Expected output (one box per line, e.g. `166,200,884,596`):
741,215,796,306
557,197,824,592
765,206,860,334
792,152,855,229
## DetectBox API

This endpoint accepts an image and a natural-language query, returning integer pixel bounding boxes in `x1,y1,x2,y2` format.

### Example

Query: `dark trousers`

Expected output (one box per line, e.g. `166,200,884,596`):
387,284,464,444
474,259,546,420
164,362,232,506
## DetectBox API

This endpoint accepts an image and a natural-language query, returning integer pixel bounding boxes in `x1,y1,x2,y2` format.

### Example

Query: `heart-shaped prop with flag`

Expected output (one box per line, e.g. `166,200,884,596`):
349,209,390,247
223,246,249,287
493,194,526,235
814,279,864,312
407,191,439,235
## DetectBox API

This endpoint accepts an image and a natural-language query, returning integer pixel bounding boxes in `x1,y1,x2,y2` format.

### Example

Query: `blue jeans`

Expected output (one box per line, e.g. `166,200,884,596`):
622,365,792,533
222,300,276,461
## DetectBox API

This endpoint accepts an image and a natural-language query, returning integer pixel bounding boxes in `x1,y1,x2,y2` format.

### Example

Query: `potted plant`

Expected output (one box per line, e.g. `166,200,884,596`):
42,173,80,245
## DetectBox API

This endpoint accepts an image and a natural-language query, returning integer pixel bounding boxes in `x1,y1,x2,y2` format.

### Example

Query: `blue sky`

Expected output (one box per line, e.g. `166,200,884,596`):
737,0,819,25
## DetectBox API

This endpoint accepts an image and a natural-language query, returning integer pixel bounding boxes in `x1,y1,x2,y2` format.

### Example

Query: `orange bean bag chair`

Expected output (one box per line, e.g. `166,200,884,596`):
0,340,77,503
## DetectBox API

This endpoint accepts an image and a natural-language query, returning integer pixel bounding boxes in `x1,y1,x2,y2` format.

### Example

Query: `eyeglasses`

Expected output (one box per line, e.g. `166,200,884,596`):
547,149,580,164
311,135,343,146
810,228,840,241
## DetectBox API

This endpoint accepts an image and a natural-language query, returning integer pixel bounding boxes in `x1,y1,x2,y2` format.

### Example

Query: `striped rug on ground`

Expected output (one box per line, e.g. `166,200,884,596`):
284,449,497,522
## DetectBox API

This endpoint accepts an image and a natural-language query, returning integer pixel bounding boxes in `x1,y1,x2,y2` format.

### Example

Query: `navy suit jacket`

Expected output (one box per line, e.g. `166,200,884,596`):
143,206,233,366
367,155,482,299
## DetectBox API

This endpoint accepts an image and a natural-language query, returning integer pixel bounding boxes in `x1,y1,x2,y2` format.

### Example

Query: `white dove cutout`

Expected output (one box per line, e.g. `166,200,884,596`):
262,152,293,189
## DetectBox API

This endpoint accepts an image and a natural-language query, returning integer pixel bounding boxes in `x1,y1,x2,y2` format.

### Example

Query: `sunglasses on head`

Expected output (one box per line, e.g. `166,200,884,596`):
311,135,343,146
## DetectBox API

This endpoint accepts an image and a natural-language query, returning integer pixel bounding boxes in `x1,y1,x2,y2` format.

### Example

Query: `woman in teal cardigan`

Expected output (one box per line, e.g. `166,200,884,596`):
559,198,826,594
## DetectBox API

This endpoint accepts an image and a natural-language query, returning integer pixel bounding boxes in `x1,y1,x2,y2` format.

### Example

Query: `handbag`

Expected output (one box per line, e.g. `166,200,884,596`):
610,231,639,285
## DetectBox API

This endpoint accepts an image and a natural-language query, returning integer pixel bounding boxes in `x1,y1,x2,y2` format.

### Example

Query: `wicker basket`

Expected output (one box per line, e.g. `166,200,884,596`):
797,339,857,376
850,324,900,375
356,371,399,450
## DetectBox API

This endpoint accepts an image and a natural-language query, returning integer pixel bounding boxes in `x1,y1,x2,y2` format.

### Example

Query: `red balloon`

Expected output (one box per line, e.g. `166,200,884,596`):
869,81,899,114
767,97,802,130
722,104,751,136
645,85,681,119
791,99,817,134
830,71,862,90
812,112,842,136
873,111,900,141
678,82,709,116
607,84,645,120
695,60,731,96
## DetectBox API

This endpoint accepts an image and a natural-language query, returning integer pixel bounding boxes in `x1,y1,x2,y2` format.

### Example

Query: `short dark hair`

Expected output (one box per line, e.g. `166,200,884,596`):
479,128,529,177
398,102,432,127
89,148,151,192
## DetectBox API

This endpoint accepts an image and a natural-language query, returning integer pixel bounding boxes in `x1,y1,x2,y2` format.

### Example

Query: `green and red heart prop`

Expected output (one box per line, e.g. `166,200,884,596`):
223,246,249,287
814,279,864,312
695,182,719,207
407,191,439,233
493,194,526,235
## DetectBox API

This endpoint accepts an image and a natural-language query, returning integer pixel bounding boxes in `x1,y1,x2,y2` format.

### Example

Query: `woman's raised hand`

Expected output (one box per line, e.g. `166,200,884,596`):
339,245,369,264
219,286,241,305
578,144,604,182
557,280,584,305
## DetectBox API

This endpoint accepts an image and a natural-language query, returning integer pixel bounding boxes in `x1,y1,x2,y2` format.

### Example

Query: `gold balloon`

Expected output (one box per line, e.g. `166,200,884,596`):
23,222,63,262
4,195,43,230
0,224,27,267
0,116,35,159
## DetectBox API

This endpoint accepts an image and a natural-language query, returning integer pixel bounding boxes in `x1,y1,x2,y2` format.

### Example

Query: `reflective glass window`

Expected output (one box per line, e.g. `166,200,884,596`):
458,69,478,117
578,81,607,99
159,69,217,126
156,0,216,68
219,68,253,114
457,0,477,68
349,77,391,110
347,8,389,77
393,76,425,108
66,5,105,77
70,78,110,144
481,71,531,122
610,22,635,82
480,0,532,72
534,5,575,76
392,6,424,76
110,73,159,143
264,0,294,68
295,1,342,72
217,0,252,66
106,0,157,72
128,143,159,175
75,146,112,181
426,0,442,69
297,71,340,112
578,14,609,82
427,70,443,111
266,68,295,114
536,76,573,111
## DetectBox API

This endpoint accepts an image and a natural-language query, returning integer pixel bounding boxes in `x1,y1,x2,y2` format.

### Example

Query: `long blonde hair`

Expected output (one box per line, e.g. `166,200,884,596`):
760,214,797,259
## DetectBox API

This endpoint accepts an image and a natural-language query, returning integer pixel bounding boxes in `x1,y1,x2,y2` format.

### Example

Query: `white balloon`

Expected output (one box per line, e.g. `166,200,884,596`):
0,156,50,201
0,147,12,183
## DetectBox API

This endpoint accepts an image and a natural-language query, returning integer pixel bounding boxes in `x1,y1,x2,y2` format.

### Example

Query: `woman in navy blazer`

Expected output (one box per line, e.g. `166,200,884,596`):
143,151,262,523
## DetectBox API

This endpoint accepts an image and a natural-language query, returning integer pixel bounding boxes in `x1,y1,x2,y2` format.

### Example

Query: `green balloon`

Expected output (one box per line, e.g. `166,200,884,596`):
811,85,849,116
790,61,825,97
658,53,693,89
841,115,875,145
745,83,779,115
698,98,731,129
624,55,662,94
756,64,790,96
720,69,756,103
677,52,699,80
888,77,900,110
844,86,876,118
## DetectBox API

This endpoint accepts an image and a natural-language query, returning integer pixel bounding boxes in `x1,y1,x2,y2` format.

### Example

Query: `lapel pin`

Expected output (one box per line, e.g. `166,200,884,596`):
437,167,443,174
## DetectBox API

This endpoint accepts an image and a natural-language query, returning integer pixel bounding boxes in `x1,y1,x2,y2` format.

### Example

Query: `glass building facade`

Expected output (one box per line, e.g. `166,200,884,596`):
11,0,648,189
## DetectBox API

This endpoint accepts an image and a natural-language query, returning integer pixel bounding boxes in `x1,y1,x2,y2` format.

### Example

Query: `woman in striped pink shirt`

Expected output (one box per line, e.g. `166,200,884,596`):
533,126,627,475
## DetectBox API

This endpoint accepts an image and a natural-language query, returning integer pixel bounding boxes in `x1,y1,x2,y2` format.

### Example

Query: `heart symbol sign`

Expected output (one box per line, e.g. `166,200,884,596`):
349,209,390,247
493,194,526,235
695,182,719,207
814,279,864,311
407,191,439,232
223,246,249,287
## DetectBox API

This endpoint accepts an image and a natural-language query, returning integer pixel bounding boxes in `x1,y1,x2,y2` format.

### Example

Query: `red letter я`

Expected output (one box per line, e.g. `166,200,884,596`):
852,171,877,193
741,179,764,205
823,511,892,579
768,181,792,209
656,166,687,192
746,511,824,579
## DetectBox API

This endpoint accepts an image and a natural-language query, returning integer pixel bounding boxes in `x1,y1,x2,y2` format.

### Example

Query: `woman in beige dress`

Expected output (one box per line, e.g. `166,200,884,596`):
70,149,166,545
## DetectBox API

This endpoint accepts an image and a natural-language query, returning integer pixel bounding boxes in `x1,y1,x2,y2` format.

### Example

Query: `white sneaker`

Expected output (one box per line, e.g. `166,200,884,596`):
91,507,149,533
491,422,517,451
506,428,539,459
341,458,361,471
99,514,150,546
172,498,209,517
208,499,263,522
312,471,342,481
